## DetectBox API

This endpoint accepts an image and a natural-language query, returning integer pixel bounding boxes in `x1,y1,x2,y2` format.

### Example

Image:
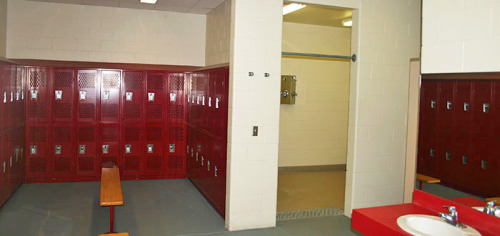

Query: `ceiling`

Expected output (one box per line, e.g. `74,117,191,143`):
283,4,352,28
26,0,226,14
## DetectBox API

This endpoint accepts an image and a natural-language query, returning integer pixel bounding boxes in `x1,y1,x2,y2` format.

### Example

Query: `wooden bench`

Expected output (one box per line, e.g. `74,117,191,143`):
99,233,129,236
416,173,440,190
486,197,500,202
100,167,124,234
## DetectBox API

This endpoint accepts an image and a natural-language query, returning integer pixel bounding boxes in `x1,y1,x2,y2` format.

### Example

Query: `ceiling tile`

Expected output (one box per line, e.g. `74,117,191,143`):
188,8,212,14
193,0,224,9
153,4,190,13
156,0,199,8
83,0,120,7
119,1,155,10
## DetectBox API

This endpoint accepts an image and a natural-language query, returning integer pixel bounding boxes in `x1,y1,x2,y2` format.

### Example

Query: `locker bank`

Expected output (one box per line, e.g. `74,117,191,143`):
1,0,500,235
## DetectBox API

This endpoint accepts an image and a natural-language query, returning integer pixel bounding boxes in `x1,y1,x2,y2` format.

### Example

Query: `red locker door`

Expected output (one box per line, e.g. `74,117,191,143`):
452,81,472,187
52,124,74,177
27,68,50,122
167,73,186,176
123,124,142,175
419,80,438,131
0,132,4,205
100,70,121,122
100,123,120,168
77,123,98,176
77,70,98,122
471,81,492,136
215,68,229,139
145,124,165,174
435,81,454,181
208,72,217,134
146,72,166,123
52,69,75,122
26,125,49,180
122,71,144,123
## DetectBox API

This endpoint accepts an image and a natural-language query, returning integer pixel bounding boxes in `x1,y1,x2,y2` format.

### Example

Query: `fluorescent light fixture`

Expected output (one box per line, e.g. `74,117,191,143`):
342,18,352,27
140,0,157,4
283,3,306,15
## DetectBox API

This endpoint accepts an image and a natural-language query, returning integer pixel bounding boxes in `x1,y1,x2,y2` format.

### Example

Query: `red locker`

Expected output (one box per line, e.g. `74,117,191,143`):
100,70,121,122
52,124,74,177
123,123,142,175
419,80,438,132
214,69,229,140
99,123,120,167
145,124,165,174
146,72,166,123
52,69,75,122
436,81,455,133
77,123,98,176
122,71,144,123
27,68,50,122
470,81,492,136
26,124,49,179
77,70,98,122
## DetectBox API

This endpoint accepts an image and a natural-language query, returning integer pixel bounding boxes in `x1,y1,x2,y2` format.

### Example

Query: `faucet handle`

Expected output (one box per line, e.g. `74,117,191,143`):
443,205,456,212
486,200,496,207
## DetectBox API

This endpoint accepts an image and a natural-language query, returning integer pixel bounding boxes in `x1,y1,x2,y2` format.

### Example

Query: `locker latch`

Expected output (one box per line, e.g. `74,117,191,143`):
169,144,175,153
147,144,154,153
483,103,490,113
430,148,435,157
208,97,212,107
445,152,451,160
102,145,109,154
2,161,5,173
196,95,200,105
201,156,204,165
126,92,133,101
30,90,38,100
187,93,190,102
55,90,63,100
170,93,177,102
30,145,37,155
216,97,220,108
191,148,193,157
214,166,217,177
202,95,205,106
10,156,12,167
481,160,488,169
187,145,189,154
15,91,20,101
430,100,436,108
79,91,87,100
21,90,24,100
446,101,452,110
148,92,155,102
55,145,62,155
103,91,110,100
191,95,195,104
196,152,198,161
207,160,210,171
10,91,13,102
79,145,86,154
464,102,470,111
462,155,468,165
125,144,131,154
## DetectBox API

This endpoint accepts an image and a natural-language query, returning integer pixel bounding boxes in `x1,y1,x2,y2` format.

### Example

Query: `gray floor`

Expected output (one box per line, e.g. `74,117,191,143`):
419,181,485,201
0,179,360,236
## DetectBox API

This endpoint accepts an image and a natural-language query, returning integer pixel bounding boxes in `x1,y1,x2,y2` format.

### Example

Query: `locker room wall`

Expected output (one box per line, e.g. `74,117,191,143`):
418,73,500,197
0,59,26,208
186,66,229,217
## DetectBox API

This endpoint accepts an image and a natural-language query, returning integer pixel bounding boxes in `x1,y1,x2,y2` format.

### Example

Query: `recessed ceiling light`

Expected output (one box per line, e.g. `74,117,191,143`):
140,0,157,4
283,3,306,15
342,18,352,27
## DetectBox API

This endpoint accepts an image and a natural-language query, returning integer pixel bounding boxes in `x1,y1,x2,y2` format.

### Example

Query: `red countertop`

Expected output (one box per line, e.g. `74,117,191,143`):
352,190,500,236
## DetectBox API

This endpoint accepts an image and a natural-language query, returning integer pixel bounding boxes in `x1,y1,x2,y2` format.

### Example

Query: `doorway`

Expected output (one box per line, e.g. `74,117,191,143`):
277,3,353,219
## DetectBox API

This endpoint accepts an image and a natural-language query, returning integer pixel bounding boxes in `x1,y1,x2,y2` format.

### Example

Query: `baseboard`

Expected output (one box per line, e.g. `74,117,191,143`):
278,164,346,173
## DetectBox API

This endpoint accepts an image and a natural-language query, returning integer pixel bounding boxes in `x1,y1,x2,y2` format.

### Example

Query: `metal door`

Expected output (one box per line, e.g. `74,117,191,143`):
77,70,98,122
146,72,165,123
27,68,50,122
52,69,75,122
145,124,165,174
100,70,121,122
122,71,144,122
123,123,143,174
76,123,98,176
52,124,75,176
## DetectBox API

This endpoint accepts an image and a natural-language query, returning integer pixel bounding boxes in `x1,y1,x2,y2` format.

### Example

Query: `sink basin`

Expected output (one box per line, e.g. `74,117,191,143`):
397,214,481,236
472,207,500,218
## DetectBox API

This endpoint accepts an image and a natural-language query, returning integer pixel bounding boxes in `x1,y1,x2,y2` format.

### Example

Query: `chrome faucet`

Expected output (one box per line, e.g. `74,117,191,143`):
439,206,466,228
483,200,499,216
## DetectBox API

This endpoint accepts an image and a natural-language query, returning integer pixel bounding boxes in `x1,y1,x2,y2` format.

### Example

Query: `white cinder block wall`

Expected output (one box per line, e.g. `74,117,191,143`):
205,0,230,66
6,0,206,66
422,0,500,73
0,0,6,57
226,0,282,231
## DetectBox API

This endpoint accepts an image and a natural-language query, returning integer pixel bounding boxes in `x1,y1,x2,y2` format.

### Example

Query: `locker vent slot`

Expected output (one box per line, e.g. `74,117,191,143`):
147,74,164,90
125,127,141,141
125,156,140,171
102,156,117,165
147,127,163,141
147,104,163,119
78,72,96,88
78,127,95,142
78,156,94,172
102,103,119,118
29,127,47,142
125,73,142,90
102,126,118,142
29,158,47,173
169,127,184,142
169,74,184,90
168,155,183,170
147,156,162,170
54,72,73,88
102,72,120,88
54,103,72,119
78,103,96,119
53,126,71,142
54,158,71,172
124,104,141,119
29,103,48,118
29,71,47,88
170,105,184,119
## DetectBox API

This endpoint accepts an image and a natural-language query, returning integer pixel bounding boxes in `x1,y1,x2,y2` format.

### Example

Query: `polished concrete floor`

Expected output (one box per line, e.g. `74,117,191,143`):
0,179,360,236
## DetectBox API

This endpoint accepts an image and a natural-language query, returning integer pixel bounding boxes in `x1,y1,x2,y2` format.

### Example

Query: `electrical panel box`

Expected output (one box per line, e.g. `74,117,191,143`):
280,75,297,104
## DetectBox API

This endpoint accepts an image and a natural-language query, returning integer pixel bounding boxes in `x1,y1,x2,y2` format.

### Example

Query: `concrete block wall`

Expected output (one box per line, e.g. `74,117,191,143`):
0,0,6,57
226,0,282,231
422,0,500,73
206,0,230,66
6,0,206,66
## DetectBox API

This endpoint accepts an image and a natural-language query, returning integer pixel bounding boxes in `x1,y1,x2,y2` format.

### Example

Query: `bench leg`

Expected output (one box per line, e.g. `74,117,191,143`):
419,181,423,190
110,205,114,233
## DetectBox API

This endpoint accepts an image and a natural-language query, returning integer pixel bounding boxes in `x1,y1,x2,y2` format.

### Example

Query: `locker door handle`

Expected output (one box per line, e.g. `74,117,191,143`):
125,144,131,153
215,166,217,177
147,144,154,153
30,90,38,100
169,144,175,153
30,145,37,155
170,93,177,102
102,145,109,154
55,90,63,100
207,160,210,171
3,161,5,173
126,92,133,101
79,145,86,154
